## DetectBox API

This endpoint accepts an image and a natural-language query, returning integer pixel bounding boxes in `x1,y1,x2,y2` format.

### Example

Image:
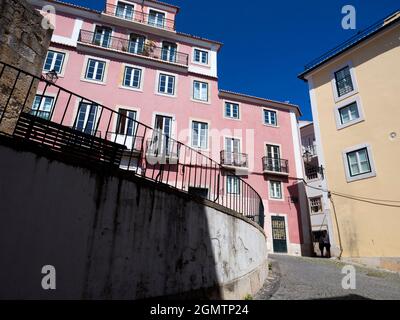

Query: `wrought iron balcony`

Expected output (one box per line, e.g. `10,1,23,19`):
305,164,324,181
78,30,189,67
220,151,248,168
107,133,144,153
104,3,176,32
146,137,181,161
262,157,289,175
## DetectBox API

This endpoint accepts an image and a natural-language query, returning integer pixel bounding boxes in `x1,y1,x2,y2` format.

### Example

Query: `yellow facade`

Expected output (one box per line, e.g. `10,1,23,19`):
302,16,400,271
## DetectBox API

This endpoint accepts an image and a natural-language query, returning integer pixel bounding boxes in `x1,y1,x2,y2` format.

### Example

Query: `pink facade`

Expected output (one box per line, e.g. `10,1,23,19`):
30,0,310,255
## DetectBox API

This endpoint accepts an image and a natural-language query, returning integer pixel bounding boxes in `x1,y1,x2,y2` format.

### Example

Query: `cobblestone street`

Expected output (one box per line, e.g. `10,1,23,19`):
256,254,400,300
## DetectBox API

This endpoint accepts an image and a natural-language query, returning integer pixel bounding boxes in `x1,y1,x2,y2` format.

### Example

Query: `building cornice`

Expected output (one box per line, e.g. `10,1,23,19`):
219,89,302,117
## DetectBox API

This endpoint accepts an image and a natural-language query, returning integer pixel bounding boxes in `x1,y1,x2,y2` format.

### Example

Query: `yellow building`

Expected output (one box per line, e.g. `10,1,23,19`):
299,11,400,272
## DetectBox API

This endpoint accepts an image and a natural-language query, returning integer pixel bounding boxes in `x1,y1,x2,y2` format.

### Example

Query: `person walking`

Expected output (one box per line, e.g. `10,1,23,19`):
322,230,331,258
318,233,325,257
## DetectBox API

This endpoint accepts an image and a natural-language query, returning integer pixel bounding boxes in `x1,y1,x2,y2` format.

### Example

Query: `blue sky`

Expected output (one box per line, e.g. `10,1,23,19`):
61,0,398,120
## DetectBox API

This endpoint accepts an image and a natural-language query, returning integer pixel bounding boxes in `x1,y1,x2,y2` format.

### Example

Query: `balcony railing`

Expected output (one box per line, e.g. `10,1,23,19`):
262,157,289,175
78,30,189,67
305,165,324,181
220,151,248,168
104,3,176,31
107,132,144,152
302,144,317,157
146,136,180,160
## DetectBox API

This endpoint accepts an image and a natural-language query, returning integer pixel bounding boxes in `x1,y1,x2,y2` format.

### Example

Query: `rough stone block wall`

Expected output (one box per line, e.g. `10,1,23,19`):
0,0,52,134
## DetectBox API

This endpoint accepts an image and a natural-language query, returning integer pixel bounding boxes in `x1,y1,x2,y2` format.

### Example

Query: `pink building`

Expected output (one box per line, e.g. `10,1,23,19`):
28,0,311,256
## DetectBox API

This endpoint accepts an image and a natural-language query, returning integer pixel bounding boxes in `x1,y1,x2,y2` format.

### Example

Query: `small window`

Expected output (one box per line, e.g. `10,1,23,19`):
227,176,240,195
191,121,208,149
115,2,134,20
310,197,322,213
161,42,177,63
117,109,137,136
128,34,145,54
225,102,239,119
339,102,360,125
193,81,208,102
30,95,54,120
75,102,98,135
123,66,142,89
334,66,354,97
269,180,282,199
194,49,208,64
158,73,175,95
346,148,372,177
263,109,277,126
148,9,165,28
43,50,65,74
93,26,112,48
85,59,106,82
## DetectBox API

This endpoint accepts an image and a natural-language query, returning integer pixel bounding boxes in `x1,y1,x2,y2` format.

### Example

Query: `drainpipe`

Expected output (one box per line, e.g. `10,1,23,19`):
328,192,344,259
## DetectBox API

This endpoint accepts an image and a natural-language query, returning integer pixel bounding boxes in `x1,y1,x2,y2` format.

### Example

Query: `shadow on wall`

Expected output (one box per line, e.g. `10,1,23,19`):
286,180,313,257
0,139,223,299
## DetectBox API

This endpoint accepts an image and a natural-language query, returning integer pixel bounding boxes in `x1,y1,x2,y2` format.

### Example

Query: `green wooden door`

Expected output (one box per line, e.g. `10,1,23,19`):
272,216,288,253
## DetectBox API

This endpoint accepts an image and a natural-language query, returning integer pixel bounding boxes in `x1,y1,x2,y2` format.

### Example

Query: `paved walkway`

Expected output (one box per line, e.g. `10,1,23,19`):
255,254,400,300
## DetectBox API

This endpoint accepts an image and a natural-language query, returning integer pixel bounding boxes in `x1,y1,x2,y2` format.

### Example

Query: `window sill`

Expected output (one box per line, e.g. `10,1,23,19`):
155,92,177,98
191,61,211,68
191,98,211,105
223,116,241,121
80,78,107,86
269,197,285,202
346,171,376,183
334,90,358,103
337,118,365,130
263,124,280,128
119,85,143,93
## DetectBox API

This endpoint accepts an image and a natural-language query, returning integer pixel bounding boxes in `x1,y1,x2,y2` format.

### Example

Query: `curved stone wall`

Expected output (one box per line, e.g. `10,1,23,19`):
0,138,268,299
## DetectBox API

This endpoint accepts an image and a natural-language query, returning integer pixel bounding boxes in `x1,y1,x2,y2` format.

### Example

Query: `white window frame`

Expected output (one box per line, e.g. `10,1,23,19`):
121,64,144,91
342,143,376,183
191,120,209,150
31,94,55,120
43,49,66,76
192,80,209,102
192,48,210,66
269,180,283,200
92,25,113,48
334,96,365,130
156,71,177,97
263,108,278,127
161,41,178,63
147,8,167,28
112,105,140,135
226,175,240,195
309,197,323,214
81,56,109,85
115,1,135,20
331,61,359,103
223,100,240,120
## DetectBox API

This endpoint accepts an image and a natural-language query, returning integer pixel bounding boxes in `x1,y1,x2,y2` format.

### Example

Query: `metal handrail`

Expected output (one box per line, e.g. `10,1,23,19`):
0,60,264,227
78,30,189,67
104,3,176,31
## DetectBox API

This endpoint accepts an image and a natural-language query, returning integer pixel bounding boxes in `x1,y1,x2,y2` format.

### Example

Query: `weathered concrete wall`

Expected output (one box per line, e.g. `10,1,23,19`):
0,138,268,299
0,0,52,134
